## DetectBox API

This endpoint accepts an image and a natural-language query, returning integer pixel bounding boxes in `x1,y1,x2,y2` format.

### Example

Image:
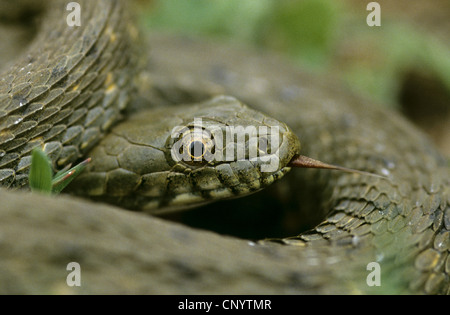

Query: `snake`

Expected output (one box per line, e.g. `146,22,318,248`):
0,0,448,294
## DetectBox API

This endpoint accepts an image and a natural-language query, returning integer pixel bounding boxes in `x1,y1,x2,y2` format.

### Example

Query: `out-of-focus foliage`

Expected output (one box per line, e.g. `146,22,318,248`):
141,0,449,109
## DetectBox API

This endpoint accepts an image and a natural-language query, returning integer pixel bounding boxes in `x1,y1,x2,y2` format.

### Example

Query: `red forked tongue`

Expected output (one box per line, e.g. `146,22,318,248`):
288,155,386,179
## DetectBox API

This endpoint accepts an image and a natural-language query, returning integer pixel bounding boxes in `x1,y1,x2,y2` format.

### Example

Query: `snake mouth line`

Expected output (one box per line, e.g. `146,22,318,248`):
265,166,290,184
144,166,291,215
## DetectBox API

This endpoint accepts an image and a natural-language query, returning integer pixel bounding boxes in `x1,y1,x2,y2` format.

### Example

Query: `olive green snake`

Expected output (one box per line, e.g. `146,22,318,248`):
0,0,448,294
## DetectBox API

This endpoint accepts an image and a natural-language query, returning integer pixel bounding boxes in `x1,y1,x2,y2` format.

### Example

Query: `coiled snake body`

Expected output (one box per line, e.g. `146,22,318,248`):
0,0,448,294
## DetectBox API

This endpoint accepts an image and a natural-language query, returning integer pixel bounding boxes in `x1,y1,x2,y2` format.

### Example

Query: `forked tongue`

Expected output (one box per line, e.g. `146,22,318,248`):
288,155,386,179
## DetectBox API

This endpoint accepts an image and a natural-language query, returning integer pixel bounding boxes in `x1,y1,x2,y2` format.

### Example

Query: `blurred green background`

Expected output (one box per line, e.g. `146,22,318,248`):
139,0,450,156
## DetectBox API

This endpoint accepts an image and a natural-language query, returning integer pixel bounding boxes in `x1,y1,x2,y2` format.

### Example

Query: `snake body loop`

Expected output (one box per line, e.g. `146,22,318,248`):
0,0,448,294
0,0,139,188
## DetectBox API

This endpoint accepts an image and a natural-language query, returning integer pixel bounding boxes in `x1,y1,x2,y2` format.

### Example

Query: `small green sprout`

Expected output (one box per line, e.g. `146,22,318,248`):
29,148,90,194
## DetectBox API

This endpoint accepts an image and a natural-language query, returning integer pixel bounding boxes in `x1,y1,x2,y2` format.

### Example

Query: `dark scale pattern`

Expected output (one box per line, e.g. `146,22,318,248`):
143,35,449,294
0,3,447,294
277,102,450,294
0,0,140,187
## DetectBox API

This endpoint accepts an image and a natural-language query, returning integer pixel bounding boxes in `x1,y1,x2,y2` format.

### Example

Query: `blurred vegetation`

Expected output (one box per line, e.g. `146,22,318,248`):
140,0,450,109
139,0,450,156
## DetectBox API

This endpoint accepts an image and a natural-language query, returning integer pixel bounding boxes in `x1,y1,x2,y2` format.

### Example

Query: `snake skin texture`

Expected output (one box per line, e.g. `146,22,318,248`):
0,0,448,294
0,0,140,188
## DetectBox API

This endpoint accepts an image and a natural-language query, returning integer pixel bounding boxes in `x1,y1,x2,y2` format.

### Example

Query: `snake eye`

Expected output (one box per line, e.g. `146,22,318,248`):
172,128,215,166
188,140,206,159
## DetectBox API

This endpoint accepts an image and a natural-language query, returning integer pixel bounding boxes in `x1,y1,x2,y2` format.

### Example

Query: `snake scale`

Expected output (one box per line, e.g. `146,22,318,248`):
0,0,448,294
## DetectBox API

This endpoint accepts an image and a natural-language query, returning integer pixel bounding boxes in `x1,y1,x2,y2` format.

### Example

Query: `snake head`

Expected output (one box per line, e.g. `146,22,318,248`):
161,95,300,211
69,95,300,213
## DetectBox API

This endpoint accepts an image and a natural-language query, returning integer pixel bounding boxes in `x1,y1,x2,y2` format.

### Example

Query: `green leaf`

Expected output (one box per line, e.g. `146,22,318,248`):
51,158,91,194
29,148,53,194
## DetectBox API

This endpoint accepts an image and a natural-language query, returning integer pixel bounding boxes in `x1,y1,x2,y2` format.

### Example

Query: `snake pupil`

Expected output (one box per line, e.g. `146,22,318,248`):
189,141,205,158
